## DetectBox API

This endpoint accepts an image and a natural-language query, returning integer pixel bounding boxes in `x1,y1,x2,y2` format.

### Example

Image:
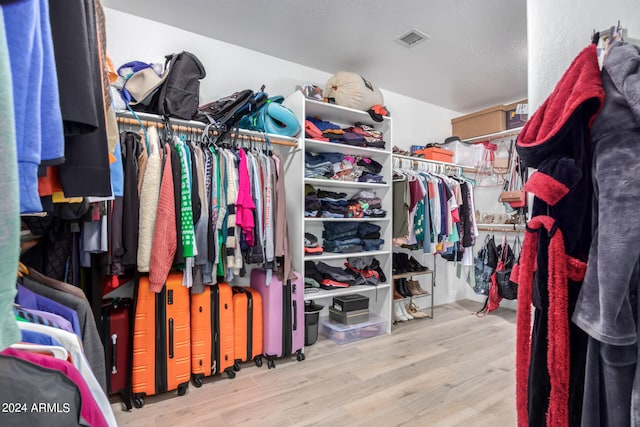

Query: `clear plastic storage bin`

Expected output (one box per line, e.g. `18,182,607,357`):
319,314,386,345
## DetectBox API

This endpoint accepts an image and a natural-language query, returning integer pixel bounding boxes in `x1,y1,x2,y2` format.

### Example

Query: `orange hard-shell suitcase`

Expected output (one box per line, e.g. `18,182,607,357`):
232,287,264,369
190,282,235,387
131,273,191,408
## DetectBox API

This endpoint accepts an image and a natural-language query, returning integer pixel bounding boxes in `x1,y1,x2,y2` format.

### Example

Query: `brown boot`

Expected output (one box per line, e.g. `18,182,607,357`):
413,280,431,295
393,280,405,300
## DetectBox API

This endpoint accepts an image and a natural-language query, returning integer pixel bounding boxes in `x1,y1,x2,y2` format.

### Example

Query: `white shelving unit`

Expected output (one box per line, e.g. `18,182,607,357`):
284,94,393,334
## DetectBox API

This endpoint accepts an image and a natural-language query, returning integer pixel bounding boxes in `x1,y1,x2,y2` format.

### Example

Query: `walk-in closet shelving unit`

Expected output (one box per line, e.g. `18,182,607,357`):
390,153,474,319
285,93,393,334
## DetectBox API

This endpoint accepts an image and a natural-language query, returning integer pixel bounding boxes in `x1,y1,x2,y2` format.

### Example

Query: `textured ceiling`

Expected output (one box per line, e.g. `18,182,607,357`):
102,0,527,113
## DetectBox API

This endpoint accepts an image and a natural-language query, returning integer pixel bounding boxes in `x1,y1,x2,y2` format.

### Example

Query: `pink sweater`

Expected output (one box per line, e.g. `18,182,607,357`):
235,149,256,246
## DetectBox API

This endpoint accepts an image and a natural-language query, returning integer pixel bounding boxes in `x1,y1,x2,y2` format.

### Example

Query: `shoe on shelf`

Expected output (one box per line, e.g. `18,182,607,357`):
393,253,408,274
393,282,405,300
407,303,428,319
408,256,428,272
406,280,423,296
399,278,412,297
394,252,410,274
394,301,408,322
415,281,431,295
399,302,414,320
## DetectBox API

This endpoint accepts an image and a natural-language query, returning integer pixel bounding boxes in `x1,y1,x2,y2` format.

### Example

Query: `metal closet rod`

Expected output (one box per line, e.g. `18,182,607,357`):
476,223,525,233
462,126,523,144
115,111,299,147
392,153,474,174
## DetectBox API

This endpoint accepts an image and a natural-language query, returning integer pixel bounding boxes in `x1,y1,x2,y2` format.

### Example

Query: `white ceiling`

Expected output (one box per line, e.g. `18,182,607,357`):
102,0,527,113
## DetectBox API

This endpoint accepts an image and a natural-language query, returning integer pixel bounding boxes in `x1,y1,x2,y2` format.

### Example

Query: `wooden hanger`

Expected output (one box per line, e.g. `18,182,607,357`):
17,262,29,278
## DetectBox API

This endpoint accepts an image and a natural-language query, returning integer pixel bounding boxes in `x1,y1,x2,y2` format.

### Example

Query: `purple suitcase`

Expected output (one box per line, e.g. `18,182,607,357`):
250,269,305,368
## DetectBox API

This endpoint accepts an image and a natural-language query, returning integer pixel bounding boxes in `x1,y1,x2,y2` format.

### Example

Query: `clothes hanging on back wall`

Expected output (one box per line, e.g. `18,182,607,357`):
392,165,478,265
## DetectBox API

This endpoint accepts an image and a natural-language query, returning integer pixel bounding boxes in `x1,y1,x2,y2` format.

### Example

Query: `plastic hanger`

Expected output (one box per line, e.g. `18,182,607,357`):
10,343,69,361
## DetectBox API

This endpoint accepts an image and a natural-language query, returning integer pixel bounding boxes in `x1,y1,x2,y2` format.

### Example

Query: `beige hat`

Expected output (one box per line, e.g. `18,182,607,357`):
124,68,167,105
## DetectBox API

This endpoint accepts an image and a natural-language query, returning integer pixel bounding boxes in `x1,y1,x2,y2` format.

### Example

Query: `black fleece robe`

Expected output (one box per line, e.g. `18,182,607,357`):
514,43,605,427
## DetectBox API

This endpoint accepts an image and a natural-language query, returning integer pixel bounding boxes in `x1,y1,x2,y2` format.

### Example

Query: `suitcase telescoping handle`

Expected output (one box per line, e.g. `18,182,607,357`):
169,318,174,359
292,300,297,331
111,334,117,374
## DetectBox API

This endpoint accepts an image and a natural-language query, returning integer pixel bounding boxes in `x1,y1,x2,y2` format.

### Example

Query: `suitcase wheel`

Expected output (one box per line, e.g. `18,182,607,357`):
133,394,145,409
296,350,306,362
255,356,263,368
267,358,276,369
178,382,189,396
233,361,241,372
192,374,204,388
225,368,236,379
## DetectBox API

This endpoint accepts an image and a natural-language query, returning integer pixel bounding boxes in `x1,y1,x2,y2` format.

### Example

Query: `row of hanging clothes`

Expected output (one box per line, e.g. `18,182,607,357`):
391,156,478,266
1,263,117,427
80,114,295,295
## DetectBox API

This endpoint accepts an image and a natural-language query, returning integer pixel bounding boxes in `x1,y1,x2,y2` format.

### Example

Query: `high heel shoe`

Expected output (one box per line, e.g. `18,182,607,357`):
406,302,428,319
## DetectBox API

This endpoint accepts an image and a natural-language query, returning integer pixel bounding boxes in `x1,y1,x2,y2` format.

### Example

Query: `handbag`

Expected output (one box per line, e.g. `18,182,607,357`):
473,235,497,295
499,146,526,208
496,235,521,300
492,139,512,175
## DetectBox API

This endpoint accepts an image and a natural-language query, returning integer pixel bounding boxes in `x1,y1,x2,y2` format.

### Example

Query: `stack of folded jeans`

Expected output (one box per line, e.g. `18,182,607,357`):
322,222,384,253
357,222,384,251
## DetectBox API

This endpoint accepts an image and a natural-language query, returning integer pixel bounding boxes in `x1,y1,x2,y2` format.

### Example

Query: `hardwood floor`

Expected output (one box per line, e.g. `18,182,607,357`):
112,300,517,426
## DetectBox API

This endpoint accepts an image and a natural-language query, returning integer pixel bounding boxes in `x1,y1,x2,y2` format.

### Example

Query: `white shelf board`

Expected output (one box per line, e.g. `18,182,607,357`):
305,139,389,157
305,178,390,190
304,217,390,223
303,283,391,301
305,98,391,135
304,250,390,261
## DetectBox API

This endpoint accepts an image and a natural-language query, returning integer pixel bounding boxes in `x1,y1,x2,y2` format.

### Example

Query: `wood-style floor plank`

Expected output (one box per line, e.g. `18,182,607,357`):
112,300,516,426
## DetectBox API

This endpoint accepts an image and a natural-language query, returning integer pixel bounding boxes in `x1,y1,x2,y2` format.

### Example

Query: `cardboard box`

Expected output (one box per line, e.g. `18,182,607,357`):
332,294,369,312
504,100,528,129
451,105,507,139
329,307,369,325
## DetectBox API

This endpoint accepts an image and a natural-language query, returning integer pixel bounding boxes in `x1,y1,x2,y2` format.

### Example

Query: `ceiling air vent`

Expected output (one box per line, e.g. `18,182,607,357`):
396,29,430,48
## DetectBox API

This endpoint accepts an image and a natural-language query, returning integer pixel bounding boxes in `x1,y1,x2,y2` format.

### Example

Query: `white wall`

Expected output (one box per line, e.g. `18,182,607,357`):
528,0,640,112
104,9,460,148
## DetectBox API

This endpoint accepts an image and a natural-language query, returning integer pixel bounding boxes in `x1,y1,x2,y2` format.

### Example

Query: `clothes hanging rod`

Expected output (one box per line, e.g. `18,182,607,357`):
392,153,476,174
461,126,523,143
476,223,525,233
115,111,299,148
